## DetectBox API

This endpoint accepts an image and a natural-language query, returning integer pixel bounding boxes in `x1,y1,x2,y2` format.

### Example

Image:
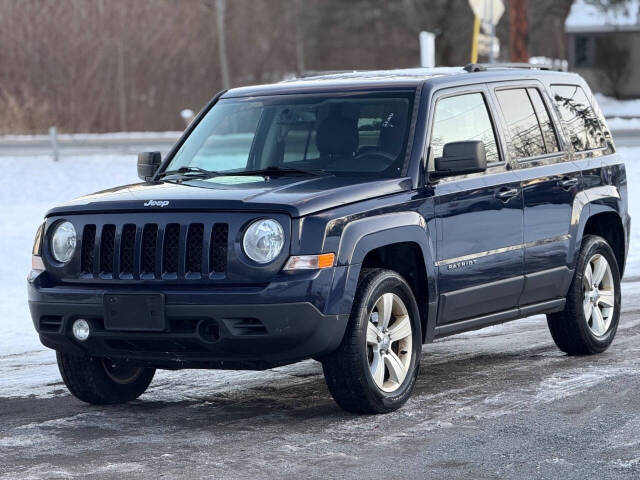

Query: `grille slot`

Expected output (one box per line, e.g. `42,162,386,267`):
211,223,228,273
119,224,136,274
81,225,96,274
186,224,204,274
100,225,116,273
141,224,158,275
163,224,180,275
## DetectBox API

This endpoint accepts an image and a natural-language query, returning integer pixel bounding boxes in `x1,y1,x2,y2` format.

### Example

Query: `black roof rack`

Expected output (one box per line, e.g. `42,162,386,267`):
463,62,558,72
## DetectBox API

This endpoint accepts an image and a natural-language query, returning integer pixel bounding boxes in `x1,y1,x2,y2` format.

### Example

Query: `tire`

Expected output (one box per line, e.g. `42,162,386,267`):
547,235,621,355
57,352,155,405
322,269,422,414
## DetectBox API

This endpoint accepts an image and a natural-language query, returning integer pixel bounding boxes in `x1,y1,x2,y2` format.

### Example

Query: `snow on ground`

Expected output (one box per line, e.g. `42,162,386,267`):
0,145,639,398
596,93,640,119
607,117,640,131
0,154,138,357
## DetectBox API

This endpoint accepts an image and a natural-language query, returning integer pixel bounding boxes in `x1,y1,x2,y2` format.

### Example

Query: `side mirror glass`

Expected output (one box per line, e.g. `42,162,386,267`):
137,151,162,182
432,140,487,179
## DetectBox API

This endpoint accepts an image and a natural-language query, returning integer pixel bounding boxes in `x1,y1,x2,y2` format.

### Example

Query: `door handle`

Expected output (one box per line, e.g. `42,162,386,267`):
558,177,579,189
495,187,519,201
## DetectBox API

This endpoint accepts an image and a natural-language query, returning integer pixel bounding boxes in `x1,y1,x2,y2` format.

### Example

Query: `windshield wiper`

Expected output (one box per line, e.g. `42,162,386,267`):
224,166,328,177
157,166,221,182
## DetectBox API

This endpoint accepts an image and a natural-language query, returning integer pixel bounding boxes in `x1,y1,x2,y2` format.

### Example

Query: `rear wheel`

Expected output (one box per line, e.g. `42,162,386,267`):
322,269,422,414
547,235,621,355
57,352,155,404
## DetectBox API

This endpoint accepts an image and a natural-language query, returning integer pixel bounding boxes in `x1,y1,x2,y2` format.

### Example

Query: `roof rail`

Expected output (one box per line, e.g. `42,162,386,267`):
463,62,560,72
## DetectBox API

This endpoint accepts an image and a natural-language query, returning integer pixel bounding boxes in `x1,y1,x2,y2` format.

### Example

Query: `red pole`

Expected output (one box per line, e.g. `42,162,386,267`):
509,0,529,62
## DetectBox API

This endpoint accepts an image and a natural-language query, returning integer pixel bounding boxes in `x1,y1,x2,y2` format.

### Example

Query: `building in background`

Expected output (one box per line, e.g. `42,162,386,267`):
566,0,640,98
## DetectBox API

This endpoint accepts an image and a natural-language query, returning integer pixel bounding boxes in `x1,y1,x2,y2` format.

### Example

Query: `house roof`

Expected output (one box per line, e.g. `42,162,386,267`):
566,0,640,33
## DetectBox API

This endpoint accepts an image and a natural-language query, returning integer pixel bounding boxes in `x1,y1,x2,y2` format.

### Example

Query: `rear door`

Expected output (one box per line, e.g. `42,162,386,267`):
428,86,525,326
491,83,579,307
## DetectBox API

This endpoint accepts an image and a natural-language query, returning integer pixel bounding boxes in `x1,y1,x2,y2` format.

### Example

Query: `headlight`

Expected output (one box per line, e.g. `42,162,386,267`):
242,219,284,264
51,221,77,263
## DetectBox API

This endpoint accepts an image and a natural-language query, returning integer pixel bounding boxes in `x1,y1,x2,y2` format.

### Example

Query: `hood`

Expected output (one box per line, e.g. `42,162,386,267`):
46,175,413,218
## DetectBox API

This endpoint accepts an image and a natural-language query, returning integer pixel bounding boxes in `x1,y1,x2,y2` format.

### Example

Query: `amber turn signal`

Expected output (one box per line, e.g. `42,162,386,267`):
283,253,335,270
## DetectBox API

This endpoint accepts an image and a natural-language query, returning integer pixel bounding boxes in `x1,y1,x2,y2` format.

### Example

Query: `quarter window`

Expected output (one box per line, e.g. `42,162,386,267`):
430,92,500,164
550,85,603,152
495,88,546,159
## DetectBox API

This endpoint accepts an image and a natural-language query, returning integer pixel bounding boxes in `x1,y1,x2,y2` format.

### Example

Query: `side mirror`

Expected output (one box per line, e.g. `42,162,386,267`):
137,151,162,182
432,141,487,179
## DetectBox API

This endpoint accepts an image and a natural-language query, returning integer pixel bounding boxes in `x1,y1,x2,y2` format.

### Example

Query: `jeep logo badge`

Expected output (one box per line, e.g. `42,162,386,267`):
144,200,170,208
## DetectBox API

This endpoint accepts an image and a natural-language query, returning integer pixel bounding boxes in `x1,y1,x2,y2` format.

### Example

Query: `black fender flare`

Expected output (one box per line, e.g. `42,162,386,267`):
570,185,624,268
327,211,438,342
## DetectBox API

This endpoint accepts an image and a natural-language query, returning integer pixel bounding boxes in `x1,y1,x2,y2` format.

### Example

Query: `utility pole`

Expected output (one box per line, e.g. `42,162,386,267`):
216,0,231,90
509,0,528,62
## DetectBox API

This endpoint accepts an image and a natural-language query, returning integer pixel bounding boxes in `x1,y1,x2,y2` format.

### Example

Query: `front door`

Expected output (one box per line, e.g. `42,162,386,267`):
428,87,525,325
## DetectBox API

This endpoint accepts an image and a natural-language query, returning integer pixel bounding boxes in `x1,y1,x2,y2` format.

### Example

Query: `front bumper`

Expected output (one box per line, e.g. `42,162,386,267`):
28,269,350,370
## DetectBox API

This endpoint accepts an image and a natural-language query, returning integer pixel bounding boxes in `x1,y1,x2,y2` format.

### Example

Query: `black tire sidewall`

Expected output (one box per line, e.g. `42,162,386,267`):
356,271,422,410
573,236,621,350
57,352,155,405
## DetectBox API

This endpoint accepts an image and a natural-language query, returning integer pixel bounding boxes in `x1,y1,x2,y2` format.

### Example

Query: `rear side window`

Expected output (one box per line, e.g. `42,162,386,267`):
550,85,603,152
430,92,500,164
495,88,546,159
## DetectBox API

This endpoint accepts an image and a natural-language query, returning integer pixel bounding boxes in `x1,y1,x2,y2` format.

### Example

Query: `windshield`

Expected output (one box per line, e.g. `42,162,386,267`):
165,91,415,178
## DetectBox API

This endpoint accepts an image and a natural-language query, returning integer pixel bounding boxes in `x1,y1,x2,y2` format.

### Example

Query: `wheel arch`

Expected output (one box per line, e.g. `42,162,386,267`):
330,212,438,343
580,210,626,276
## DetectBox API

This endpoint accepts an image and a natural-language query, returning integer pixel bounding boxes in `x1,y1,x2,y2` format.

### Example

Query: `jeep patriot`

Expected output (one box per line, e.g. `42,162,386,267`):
28,65,629,413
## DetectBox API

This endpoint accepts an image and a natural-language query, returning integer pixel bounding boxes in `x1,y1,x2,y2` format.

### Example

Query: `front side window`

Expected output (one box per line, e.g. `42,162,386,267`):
550,85,603,152
167,92,414,178
430,92,500,165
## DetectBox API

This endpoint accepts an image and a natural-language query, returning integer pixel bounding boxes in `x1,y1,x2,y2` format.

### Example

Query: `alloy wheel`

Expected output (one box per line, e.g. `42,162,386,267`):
582,253,615,337
366,293,413,392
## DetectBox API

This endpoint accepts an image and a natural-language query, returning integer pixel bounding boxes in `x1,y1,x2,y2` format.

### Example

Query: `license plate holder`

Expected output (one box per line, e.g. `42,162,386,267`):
103,293,166,331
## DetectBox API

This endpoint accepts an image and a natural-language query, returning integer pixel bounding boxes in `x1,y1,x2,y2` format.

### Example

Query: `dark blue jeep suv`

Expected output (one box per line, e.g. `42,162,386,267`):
28,65,629,413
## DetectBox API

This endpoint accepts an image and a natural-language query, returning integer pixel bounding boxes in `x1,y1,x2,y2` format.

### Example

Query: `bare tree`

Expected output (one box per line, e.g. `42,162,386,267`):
0,0,575,134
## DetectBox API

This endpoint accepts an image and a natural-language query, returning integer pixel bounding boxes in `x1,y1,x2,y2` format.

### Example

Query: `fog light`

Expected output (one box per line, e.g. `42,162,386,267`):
72,319,90,341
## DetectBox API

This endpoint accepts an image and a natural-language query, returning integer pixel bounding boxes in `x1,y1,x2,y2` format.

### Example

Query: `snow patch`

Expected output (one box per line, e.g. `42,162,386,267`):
566,0,640,33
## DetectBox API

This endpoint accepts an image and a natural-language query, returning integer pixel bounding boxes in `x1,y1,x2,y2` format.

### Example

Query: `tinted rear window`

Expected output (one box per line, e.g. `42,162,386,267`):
550,85,603,152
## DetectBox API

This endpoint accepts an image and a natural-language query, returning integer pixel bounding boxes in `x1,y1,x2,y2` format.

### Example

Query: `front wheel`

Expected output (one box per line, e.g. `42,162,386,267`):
57,352,155,405
547,235,621,355
322,269,422,414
